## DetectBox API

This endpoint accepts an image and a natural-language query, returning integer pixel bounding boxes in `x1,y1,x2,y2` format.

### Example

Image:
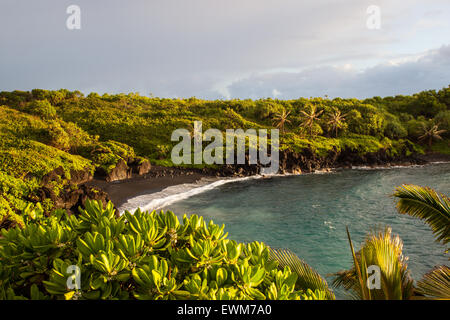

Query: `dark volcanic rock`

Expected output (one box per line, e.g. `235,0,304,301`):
95,157,152,182
41,166,93,187
34,183,111,215
69,167,93,185
41,166,65,186
95,159,132,182
76,185,111,212
208,144,424,176
32,164,113,215
129,158,151,175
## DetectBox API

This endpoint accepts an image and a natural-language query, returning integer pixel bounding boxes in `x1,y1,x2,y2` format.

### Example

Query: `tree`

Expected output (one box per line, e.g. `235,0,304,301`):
327,109,347,137
332,227,414,300
393,184,450,299
334,184,450,300
434,110,450,138
394,184,449,246
415,266,450,299
272,109,291,134
418,123,446,150
300,105,323,137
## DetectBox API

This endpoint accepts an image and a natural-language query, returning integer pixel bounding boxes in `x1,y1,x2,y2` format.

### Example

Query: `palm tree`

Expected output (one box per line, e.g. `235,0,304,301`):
416,266,450,299
394,184,450,245
272,110,291,134
332,227,414,300
327,109,347,137
418,123,446,150
268,247,335,300
393,184,450,299
300,105,323,137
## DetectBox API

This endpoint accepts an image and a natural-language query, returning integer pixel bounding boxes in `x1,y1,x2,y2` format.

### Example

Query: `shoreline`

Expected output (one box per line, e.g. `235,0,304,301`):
86,153,450,210
86,166,215,209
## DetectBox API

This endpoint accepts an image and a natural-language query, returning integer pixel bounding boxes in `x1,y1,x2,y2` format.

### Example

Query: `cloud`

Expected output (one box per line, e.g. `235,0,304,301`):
224,45,450,99
0,0,449,98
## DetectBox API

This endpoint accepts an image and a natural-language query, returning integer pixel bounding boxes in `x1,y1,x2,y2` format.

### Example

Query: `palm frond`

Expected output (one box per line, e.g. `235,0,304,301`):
332,227,414,300
416,265,450,299
268,247,335,300
394,184,450,245
345,226,371,299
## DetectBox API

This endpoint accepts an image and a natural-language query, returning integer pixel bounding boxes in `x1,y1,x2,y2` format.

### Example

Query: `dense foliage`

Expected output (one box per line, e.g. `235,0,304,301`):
1,184,448,300
0,87,448,244
0,200,326,300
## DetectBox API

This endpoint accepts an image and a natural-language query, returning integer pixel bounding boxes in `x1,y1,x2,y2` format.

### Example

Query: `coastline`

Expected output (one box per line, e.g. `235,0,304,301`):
86,165,215,209
86,153,450,210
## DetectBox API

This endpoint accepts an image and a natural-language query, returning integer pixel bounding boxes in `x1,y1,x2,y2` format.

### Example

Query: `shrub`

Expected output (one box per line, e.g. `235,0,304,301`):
406,118,428,140
384,119,408,139
27,99,56,120
0,200,326,300
47,121,71,151
80,140,136,173
0,195,23,229
434,110,450,138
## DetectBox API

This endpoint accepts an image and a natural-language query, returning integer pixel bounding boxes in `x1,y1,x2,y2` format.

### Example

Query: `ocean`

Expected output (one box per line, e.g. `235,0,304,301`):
119,163,450,298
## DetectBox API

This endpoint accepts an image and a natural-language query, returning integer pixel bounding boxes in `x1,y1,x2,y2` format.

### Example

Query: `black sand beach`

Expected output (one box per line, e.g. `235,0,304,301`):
86,153,450,209
86,166,214,208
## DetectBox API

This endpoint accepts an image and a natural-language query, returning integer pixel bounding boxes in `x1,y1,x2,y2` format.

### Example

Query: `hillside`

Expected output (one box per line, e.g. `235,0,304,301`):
0,87,449,227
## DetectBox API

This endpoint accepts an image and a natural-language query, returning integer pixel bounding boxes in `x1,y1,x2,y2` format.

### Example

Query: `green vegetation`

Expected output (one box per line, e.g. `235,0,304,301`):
0,184,448,300
0,200,326,300
0,87,448,272
2,87,449,172
394,185,449,247
333,184,450,300
333,227,414,300
272,109,291,134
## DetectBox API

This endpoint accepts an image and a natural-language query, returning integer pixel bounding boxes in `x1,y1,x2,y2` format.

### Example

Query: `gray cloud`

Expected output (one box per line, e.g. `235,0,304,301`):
0,0,449,98
225,45,450,99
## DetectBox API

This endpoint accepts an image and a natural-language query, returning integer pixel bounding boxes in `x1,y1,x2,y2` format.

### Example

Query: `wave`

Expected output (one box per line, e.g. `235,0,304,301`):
350,164,425,170
349,162,450,171
428,161,450,165
117,175,262,214
118,161,450,214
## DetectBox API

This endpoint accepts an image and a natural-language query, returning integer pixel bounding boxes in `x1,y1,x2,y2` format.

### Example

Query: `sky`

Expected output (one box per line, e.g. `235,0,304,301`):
0,0,449,99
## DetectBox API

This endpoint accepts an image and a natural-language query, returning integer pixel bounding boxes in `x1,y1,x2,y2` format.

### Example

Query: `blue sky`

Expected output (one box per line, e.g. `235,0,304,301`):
0,0,449,99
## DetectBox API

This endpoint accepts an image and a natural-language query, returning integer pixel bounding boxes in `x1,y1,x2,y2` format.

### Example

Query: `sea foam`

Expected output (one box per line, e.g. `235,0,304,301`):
117,175,261,214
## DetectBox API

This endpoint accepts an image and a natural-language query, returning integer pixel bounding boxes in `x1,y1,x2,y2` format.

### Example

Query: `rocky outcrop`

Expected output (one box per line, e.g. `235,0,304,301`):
129,158,151,175
76,184,111,211
138,145,425,180
69,167,93,185
35,184,111,214
95,159,132,182
40,166,93,186
197,144,426,177
95,158,151,182
26,155,154,216
275,146,425,174
31,166,111,214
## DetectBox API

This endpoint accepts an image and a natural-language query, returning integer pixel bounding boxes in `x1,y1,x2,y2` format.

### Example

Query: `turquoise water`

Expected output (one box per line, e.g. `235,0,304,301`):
163,163,450,298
